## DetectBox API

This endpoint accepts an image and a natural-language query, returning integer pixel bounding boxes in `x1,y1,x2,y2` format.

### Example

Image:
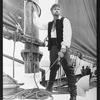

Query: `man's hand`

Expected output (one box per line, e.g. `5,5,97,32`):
58,48,66,58
58,51,64,58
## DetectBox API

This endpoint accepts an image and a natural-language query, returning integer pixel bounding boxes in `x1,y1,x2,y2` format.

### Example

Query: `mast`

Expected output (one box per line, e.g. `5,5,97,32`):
21,0,43,73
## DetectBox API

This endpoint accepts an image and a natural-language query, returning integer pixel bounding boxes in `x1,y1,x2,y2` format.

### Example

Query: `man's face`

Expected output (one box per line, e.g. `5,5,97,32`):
51,6,60,16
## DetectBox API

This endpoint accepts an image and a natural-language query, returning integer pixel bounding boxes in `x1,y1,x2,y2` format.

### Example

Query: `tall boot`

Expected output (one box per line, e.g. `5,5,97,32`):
70,96,76,100
69,84,77,100
66,74,77,100
46,70,56,92
46,81,54,92
65,64,77,100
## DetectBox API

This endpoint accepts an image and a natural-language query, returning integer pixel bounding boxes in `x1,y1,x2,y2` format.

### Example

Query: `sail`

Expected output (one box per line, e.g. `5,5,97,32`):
3,0,40,31
58,0,97,60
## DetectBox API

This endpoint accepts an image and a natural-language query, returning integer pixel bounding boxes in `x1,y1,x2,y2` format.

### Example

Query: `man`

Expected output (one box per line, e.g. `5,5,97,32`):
81,66,86,76
33,4,77,100
85,66,91,78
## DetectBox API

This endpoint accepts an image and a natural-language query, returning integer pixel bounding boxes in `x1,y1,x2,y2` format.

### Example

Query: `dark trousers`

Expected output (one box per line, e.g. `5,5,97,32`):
47,46,77,96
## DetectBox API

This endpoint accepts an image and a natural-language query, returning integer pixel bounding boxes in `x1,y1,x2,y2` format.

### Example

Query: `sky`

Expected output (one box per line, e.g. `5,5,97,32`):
3,0,56,68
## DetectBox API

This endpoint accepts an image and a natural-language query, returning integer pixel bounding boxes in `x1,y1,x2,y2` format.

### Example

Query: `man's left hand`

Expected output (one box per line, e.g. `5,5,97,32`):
58,51,64,58
58,48,66,58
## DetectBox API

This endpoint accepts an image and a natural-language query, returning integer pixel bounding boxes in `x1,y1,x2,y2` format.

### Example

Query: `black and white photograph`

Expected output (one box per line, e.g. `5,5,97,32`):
3,0,97,100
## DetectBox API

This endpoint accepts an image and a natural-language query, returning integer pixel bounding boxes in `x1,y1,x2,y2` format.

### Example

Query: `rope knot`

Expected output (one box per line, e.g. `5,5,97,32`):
12,23,23,42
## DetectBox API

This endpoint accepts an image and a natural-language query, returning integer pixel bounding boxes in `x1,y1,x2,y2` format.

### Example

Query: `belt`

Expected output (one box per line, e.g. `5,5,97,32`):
51,38,58,46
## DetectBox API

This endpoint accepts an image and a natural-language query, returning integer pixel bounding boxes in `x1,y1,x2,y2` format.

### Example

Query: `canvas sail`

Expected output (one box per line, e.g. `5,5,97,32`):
58,0,97,61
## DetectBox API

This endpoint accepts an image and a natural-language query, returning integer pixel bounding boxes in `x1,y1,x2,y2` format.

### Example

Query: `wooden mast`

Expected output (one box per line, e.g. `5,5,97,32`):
21,0,43,73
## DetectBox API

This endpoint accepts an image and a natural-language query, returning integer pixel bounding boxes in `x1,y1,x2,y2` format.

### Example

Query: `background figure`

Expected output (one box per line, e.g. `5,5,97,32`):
33,4,77,100
81,66,86,76
85,66,91,78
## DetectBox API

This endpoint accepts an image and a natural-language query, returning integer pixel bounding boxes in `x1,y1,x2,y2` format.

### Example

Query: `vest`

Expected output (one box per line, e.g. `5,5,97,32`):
48,17,64,50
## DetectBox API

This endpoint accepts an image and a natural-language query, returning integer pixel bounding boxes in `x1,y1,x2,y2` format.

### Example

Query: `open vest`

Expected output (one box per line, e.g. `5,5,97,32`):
48,17,64,50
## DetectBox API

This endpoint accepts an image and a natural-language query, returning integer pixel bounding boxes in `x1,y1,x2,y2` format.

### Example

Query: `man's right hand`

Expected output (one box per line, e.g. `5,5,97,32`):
58,51,64,58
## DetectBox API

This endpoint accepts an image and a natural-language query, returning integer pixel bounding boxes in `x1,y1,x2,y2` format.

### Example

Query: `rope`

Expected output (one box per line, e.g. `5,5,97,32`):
39,57,59,82
12,23,22,78
57,61,62,90
3,88,53,100
12,35,16,78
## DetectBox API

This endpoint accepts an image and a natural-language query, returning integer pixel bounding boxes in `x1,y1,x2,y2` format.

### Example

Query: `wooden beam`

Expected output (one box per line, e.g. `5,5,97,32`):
23,0,41,73
3,53,46,84
3,27,45,46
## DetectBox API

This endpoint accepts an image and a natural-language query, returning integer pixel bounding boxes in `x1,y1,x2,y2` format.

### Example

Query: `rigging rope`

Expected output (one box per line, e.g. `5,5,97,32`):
12,35,16,78
12,23,22,78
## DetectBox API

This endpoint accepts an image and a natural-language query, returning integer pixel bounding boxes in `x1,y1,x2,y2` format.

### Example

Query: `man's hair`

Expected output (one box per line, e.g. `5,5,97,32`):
50,4,60,11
